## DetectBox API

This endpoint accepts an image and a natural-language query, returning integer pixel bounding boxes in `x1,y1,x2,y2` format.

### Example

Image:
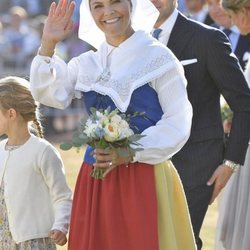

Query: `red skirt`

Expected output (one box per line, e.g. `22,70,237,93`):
68,162,196,250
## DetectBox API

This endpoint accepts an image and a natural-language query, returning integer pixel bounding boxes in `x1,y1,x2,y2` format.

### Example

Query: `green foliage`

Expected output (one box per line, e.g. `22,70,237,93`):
221,103,233,122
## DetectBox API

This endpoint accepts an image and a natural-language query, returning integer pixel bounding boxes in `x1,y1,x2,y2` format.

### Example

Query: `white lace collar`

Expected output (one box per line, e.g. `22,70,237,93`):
75,30,177,112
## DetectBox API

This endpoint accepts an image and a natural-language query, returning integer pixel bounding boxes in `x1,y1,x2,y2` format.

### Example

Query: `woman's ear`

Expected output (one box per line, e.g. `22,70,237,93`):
7,108,17,120
240,7,250,27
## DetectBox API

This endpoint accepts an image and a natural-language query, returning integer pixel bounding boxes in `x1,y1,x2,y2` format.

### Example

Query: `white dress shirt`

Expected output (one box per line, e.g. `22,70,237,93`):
156,9,178,45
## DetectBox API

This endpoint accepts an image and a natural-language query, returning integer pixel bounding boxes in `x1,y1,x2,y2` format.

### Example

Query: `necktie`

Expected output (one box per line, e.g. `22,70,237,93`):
152,28,162,40
223,28,232,38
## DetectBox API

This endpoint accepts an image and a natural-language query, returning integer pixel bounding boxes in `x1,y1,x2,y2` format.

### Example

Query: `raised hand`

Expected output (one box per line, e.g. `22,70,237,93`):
40,0,75,56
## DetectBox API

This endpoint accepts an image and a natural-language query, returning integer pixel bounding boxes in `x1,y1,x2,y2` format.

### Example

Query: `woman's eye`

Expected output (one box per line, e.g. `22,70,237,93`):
93,4,102,9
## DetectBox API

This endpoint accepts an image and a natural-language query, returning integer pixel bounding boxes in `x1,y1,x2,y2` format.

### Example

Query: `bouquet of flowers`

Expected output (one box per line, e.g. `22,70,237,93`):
60,107,145,179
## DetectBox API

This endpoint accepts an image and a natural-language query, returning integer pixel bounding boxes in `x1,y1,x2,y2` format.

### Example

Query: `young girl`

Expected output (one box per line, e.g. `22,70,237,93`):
0,76,72,249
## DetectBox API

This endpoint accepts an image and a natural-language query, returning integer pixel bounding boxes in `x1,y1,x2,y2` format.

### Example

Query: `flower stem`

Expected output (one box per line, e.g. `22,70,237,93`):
90,167,105,179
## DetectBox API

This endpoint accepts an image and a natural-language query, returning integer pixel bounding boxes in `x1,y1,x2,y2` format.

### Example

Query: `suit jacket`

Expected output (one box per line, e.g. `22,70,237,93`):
168,13,250,187
211,23,250,69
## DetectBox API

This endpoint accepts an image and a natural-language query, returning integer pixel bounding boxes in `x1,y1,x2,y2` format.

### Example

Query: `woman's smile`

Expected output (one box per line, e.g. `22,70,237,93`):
104,17,120,24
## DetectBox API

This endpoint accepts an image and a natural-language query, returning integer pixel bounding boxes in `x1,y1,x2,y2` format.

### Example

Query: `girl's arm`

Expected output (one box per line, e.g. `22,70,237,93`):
40,143,72,235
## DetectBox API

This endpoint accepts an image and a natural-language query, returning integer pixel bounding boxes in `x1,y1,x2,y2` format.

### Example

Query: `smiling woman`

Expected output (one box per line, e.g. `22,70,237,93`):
29,0,196,249
89,0,134,46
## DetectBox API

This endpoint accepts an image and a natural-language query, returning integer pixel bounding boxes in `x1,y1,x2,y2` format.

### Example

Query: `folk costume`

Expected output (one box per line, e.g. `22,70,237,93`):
30,0,196,249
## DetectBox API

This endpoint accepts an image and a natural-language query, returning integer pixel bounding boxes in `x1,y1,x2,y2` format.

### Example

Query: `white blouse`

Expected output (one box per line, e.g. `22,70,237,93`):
30,31,193,164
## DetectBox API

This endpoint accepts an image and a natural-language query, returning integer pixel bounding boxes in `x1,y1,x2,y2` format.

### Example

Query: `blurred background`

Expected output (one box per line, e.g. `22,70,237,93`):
0,0,93,138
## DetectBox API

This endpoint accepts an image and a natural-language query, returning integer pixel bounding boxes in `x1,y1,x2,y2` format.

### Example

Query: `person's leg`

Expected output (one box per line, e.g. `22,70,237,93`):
184,184,214,250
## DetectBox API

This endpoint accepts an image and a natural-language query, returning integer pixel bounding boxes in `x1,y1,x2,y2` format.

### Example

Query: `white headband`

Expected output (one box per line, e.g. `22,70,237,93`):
78,0,159,49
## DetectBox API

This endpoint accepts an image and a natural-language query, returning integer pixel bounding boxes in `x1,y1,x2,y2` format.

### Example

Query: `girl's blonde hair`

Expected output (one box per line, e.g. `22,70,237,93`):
0,76,44,138
222,0,250,11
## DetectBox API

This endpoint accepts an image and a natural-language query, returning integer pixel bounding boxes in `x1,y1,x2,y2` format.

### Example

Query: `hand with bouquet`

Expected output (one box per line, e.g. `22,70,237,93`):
60,107,145,179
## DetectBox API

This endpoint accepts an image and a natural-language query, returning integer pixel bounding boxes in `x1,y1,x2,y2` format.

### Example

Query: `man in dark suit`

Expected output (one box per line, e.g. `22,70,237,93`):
151,0,250,249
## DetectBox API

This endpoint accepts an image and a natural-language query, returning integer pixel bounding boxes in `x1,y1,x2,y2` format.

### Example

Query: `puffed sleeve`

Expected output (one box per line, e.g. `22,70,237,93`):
133,59,193,164
30,54,79,109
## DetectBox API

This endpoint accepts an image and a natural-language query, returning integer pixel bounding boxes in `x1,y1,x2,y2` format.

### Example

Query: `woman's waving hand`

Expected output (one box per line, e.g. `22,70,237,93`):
40,0,75,57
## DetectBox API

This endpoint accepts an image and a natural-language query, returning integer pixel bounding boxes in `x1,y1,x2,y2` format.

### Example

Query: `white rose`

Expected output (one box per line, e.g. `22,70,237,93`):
104,122,120,142
110,114,122,124
119,119,130,129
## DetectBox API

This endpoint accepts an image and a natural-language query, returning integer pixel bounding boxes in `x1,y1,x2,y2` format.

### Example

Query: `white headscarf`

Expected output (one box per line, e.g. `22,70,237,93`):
78,0,159,49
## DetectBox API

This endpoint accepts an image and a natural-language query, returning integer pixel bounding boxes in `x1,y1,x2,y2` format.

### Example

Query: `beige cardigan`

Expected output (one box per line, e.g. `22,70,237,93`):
0,134,72,243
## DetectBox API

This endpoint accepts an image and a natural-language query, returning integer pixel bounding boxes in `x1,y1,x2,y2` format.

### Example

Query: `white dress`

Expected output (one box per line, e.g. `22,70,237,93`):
215,61,250,250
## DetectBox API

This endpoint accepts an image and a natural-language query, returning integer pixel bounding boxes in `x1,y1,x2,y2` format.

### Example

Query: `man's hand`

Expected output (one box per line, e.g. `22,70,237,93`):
207,164,233,204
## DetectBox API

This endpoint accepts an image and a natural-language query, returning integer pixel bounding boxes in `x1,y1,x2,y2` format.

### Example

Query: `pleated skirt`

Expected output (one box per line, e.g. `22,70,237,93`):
68,161,196,250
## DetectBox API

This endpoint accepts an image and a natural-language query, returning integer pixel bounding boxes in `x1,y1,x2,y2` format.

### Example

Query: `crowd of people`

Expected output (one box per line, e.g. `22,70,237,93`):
0,1,91,134
0,0,92,73
0,1,50,72
1,0,250,249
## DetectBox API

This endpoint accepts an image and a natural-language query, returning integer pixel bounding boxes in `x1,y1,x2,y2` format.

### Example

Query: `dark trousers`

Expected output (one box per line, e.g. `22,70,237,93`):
184,184,214,250
172,139,224,249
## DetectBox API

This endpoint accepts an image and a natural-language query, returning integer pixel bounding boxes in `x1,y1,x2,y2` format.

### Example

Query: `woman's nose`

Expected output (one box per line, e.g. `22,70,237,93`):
104,6,115,16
